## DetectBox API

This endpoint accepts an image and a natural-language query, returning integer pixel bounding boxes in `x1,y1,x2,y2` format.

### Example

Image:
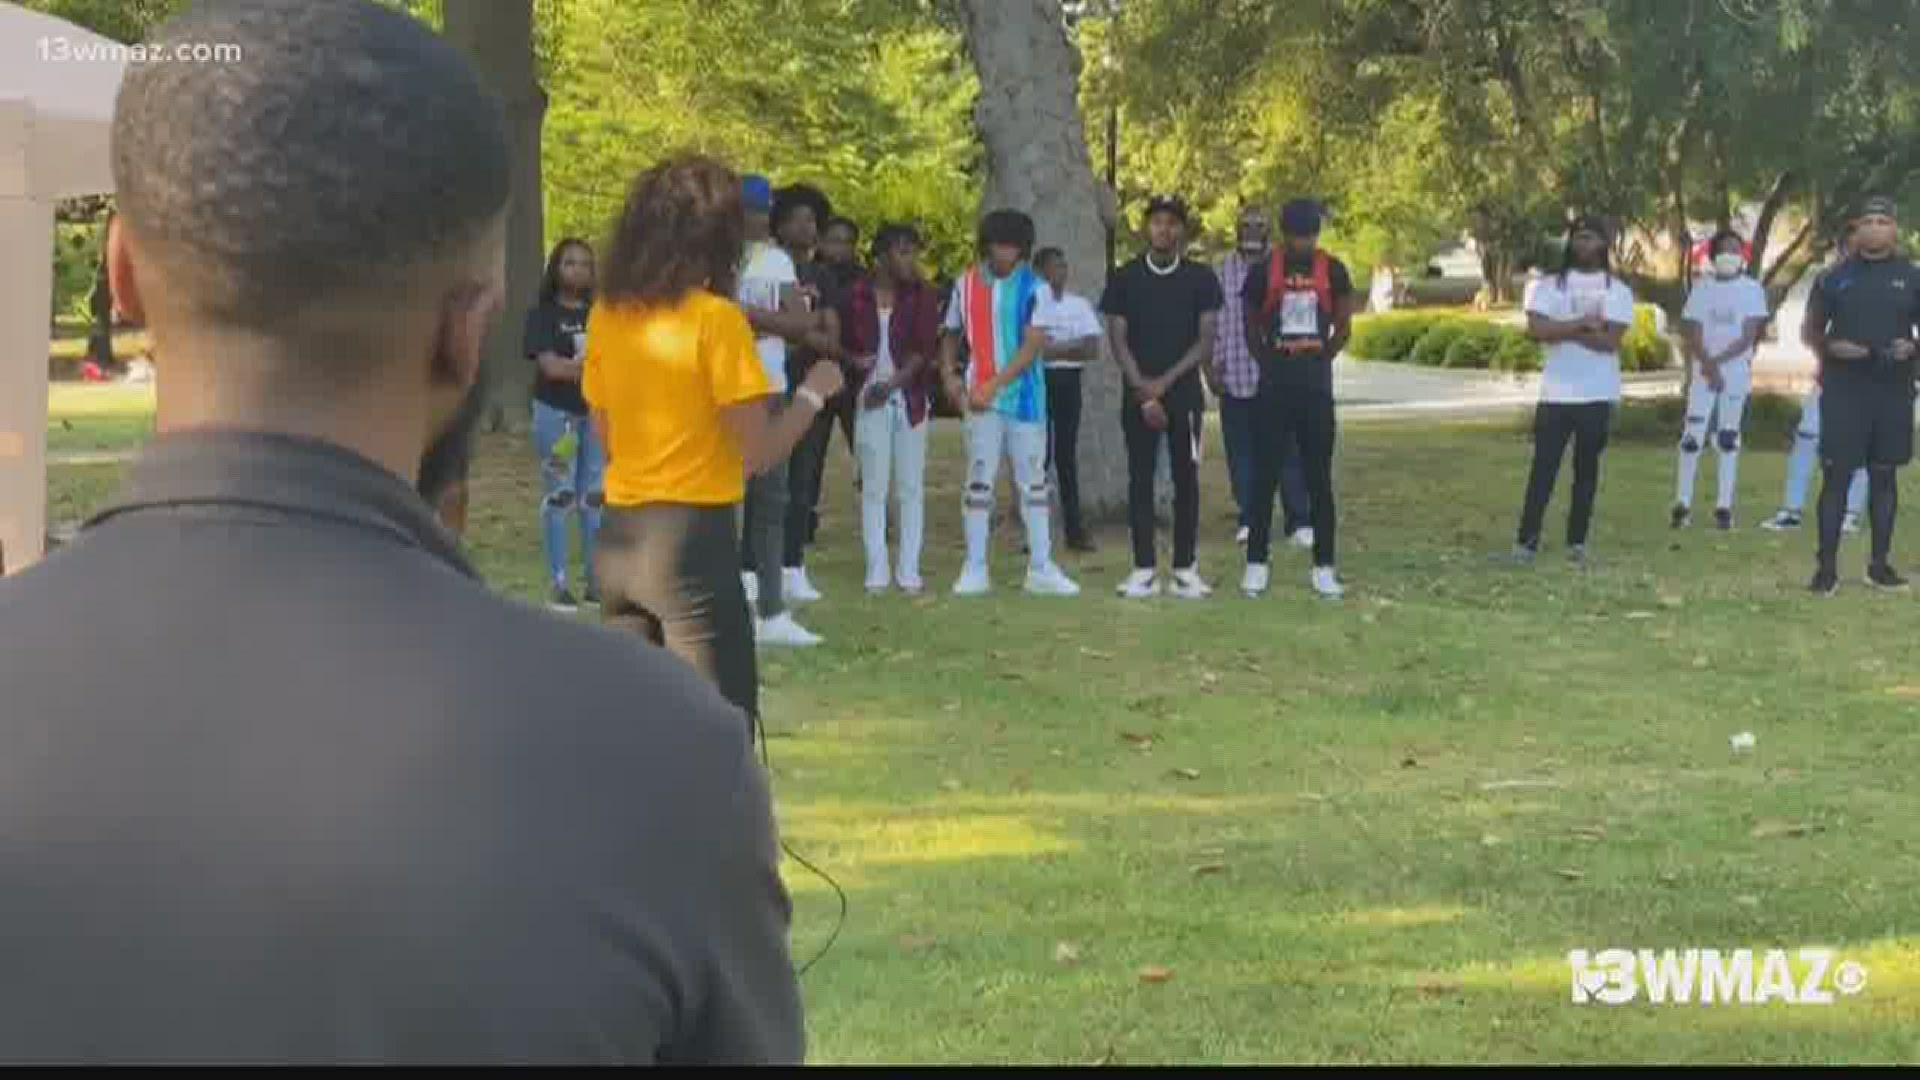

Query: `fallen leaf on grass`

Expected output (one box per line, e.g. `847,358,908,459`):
1194,846,1227,858
1167,767,1201,781
1415,976,1463,996
1298,792,1328,803
1053,941,1083,966
1622,610,1656,620
1200,670,1220,686
898,933,938,951
1400,755,1420,768
1191,862,1228,877
1009,772,1032,793
1887,685,1920,699
1080,647,1115,661
1658,595,1684,609
1137,965,1175,984
1657,871,1680,885
1750,820,1818,839
1088,1047,1116,1066
1570,825,1608,841
1692,655,1710,669
939,778,963,792
1736,894,1761,907
1479,833,1502,847
1119,730,1156,747
1555,868,1587,881
1361,612,1379,625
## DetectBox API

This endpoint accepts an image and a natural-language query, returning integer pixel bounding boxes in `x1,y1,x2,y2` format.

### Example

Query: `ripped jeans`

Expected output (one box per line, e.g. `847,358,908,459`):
532,399,605,589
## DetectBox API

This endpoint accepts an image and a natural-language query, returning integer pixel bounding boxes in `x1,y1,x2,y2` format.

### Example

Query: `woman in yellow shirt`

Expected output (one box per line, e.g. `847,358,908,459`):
584,155,844,733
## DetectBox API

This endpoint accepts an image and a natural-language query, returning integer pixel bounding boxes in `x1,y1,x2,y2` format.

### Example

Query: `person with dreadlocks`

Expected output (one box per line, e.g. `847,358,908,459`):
1510,215,1637,564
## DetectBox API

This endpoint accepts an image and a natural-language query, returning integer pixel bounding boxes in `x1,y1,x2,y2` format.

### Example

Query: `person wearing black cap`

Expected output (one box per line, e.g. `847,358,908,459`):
1237,198,1354,599
1100,194,1224,599
1802,195,1920,595
1511,215,1636,564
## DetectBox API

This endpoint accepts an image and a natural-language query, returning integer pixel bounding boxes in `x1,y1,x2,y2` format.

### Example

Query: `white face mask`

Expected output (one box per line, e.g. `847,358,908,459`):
1712,252,1744,278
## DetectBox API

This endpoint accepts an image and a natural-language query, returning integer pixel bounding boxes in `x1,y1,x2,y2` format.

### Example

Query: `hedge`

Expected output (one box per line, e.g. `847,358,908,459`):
1348,311,1545,373
1621,303,1674,372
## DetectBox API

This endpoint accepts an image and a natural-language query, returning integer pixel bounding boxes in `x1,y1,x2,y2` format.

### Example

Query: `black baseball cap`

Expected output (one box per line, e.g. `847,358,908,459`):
1569,214,1612,241
1146,194,1189,225
1857,195,1898,220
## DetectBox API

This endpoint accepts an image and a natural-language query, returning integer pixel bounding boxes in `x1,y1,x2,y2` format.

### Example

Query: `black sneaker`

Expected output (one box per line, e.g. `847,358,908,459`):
1670,504,1691,530
582,583,601,607
1761,509,1802,531
1866,564,1910,591
1810,567,1839,597
1714,508,1734,531
547,585,580,612
1066,532,1098,554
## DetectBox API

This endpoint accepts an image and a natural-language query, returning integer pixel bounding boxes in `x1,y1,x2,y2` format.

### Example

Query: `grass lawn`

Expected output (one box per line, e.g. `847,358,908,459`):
43,389,1920,1064
44,384,155,455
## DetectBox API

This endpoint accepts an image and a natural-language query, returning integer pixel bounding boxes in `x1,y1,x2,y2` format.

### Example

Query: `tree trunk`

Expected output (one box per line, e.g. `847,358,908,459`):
87,224,113,372
1747,170,1796,276
958,0,1125,518
443,0,546,435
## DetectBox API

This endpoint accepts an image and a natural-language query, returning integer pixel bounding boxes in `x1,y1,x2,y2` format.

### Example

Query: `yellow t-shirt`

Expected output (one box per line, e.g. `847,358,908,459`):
582,288,771,507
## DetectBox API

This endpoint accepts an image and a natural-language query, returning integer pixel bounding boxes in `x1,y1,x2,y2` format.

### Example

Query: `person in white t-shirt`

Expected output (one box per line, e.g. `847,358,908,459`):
1032,246,1106,552
1511,216,1636,564
1672,231,1770,529
734,176,828,647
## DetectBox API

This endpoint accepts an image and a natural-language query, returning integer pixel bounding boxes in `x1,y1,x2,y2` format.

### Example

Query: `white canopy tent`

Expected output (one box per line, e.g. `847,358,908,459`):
0,1,125,573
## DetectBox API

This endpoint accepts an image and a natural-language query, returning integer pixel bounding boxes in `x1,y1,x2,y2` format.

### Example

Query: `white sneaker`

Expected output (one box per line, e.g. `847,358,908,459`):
1310,565,1345,599
1025,563,1082,597
756,611,823,647
1843,511,1862,535
1170,566,1212,600
1290,527,1316,551
1117,568,1161,599
952,564,991,597
1235,526,1250,546
1241,563,1271,597
741,571,759,611
864,567,891,594
897,573,925,596
785,566,824,603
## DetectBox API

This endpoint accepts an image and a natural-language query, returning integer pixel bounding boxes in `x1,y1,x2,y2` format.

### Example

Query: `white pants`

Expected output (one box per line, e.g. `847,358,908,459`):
854,396,928,586
1676,359,1751,510
964,412,1051,571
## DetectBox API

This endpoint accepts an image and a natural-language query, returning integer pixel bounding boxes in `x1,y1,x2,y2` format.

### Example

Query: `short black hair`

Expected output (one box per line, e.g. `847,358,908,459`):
112,0,509,329
539,238,593,304
771,184,832,236
977,208,1036,258
825,216,861,240
1033,246,1066,270
1708,229,1745,256
871,222,920,262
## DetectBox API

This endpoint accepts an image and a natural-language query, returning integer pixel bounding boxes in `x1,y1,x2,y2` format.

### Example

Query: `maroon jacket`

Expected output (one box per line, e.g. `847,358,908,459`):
838,275,941,427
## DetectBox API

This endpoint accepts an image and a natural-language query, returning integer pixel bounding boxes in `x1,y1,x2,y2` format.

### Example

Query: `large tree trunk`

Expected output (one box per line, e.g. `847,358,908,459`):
958,0,1125,518
443,0,546,435
1747,170,1796,276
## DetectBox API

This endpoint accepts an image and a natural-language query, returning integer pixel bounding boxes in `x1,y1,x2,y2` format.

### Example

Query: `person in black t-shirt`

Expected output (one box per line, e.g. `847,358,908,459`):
1803,195,1920,595
523,237,603,612
1238,199,1353,599
1101,194,1224,600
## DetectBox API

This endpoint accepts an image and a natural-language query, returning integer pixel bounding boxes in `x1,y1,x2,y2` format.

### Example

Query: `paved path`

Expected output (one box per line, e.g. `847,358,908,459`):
1336,359,1675,420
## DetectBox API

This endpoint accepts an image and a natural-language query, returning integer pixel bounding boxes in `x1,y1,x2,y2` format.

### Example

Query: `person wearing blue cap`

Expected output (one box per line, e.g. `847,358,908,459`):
1802,194,1920,595
735,174,831,645
1237,198,1354,599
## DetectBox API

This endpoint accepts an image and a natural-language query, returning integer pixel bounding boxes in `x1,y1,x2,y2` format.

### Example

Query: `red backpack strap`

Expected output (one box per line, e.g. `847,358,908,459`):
1261,249,1285,318
1312,249,1334,316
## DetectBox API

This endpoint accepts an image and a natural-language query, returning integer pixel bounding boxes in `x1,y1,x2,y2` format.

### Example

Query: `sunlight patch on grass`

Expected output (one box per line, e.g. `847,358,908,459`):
1338,905,1473,930
787,813,1075,867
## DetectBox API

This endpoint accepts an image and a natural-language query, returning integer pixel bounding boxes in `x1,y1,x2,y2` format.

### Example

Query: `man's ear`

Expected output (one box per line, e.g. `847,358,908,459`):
431,278,504,390
106,216,146,326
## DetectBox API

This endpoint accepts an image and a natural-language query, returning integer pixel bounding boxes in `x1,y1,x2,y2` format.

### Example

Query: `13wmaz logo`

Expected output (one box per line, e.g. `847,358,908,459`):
1567,949,1868,1006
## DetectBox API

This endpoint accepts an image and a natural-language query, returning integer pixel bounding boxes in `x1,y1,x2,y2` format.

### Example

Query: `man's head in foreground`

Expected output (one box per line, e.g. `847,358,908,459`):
108,0,510,503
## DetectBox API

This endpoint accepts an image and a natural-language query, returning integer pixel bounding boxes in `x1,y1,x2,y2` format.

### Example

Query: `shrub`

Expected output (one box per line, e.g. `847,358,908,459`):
1493,331,1544,373
1410,318,1472,366
1349,312,1448,362
1442,321,1506,369
1621,303,1674,372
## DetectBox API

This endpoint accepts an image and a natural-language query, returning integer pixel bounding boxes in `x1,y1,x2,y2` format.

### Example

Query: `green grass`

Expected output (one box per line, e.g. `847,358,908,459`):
43,391,1920,1064
45,384,155,455
47,328,151,364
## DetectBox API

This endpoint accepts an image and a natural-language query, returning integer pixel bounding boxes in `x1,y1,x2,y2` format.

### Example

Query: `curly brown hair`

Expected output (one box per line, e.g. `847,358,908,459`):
601,154,744,304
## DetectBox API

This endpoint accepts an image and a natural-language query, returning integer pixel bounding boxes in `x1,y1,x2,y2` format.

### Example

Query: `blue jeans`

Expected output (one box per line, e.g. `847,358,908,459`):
1221,394,1309,533
532,399,605,589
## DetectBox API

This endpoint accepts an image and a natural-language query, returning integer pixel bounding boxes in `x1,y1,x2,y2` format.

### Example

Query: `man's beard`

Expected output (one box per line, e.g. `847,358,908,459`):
416,383,487,506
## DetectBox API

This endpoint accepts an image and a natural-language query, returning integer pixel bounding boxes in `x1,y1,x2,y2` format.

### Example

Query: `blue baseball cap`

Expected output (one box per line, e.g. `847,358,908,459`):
1280,198,1323,236
742,174,773,213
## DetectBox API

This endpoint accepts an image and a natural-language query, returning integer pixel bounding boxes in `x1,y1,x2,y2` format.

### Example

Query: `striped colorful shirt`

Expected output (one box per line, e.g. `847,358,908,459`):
1213,251,1262,399
944,263,1047,423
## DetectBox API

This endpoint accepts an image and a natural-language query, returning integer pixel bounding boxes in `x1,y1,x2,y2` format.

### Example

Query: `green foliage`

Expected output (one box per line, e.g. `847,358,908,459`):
1442,321,1505,369
1410,319,1473,367
1348,312,1450,363
1494,330,1545,373
1350,311,1540,373
1606,391,1801,447
50,224,100,325
1621,303,1675,372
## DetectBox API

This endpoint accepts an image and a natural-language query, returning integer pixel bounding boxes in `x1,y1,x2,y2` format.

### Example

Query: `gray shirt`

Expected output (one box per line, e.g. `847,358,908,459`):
0,433,803,1064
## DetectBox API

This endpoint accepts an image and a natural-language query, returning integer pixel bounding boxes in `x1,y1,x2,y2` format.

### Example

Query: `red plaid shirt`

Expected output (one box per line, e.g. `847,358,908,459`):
1212,251,1263,399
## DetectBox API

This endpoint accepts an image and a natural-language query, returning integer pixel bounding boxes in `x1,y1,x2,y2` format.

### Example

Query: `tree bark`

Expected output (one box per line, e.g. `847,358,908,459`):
958,0,1125,518
443,0,546,435
1747,170,1796,276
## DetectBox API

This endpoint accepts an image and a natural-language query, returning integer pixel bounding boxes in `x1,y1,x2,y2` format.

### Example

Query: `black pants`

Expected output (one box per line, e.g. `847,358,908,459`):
1247,378,1337,566
1045,366,1087,541
1517,402,1612,549
784,408,834,567
1123,399,1202,570
597,504,758,735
